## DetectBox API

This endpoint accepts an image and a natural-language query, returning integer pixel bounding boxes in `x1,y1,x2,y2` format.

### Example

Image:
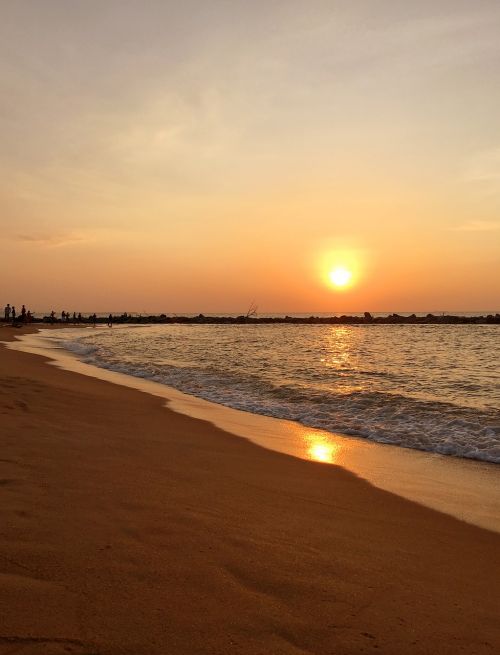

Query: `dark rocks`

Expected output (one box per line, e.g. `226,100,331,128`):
28,313,500,326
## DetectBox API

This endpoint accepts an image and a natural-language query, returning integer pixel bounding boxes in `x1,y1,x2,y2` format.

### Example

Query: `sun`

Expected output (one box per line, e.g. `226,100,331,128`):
317,247,363,291
329,267,352,288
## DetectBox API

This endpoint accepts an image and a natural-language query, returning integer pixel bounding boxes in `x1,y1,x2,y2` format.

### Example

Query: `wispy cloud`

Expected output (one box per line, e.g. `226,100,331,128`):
466,148,500,183
14,233,85,247
450,220,500,233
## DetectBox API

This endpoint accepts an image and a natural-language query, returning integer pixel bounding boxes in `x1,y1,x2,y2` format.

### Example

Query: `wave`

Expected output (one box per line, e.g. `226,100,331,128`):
59,336,500,464
60,340,99,357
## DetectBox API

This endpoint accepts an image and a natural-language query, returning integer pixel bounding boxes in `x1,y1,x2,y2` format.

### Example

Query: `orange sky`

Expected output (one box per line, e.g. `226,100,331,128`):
1,1,499,313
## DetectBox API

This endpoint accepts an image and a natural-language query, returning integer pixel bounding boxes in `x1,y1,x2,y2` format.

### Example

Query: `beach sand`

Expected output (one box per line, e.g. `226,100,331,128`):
0,327,499,654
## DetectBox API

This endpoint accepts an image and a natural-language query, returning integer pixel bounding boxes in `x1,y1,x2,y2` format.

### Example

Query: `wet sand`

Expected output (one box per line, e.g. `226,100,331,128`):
1,326,499,654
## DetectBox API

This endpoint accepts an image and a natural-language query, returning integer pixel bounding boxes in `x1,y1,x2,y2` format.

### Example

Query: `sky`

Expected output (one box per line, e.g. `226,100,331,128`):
1,0,499,313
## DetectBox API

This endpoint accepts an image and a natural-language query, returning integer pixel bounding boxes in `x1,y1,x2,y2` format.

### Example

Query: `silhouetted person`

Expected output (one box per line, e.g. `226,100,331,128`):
107,314,113,328
50,310,56,324
4,304,10,321
11,306,16,324
92,313,97,327
72,312,77,322
77,313,82,323
21,305,26,322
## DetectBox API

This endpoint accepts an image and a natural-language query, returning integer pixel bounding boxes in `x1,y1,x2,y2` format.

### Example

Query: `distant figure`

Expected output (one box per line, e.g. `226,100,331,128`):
107,314,113,328
77,312,82,323
21,305,26,322
11,306,16,324
72,312,77,323
61,311,66,322
50,310,56,324
92,313,97,327
4,304,10,321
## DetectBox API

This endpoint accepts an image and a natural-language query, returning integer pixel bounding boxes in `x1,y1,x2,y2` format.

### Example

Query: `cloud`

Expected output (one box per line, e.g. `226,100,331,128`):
450,220,500,232
466,148,500,183
14,233,85,247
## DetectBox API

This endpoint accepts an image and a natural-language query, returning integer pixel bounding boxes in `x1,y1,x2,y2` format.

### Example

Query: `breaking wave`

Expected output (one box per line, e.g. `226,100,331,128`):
58,325,500,464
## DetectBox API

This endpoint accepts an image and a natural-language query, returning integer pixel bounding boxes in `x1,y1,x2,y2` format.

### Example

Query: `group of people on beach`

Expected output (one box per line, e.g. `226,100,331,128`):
3,304,114,328
49,311,112,326
3,304,33,324
52,310,85,323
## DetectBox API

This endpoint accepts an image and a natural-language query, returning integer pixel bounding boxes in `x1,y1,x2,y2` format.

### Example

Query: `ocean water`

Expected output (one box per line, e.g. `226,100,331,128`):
54,324,500,464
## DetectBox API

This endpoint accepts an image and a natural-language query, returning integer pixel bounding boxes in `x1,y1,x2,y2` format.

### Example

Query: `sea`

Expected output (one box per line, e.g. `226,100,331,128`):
45,321,500,465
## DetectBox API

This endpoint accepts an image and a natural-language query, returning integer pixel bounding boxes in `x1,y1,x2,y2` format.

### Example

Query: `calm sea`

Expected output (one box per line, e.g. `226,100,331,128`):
53,324,499,464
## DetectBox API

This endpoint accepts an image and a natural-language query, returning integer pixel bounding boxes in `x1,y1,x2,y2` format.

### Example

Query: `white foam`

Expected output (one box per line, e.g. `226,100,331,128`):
40,325,500,465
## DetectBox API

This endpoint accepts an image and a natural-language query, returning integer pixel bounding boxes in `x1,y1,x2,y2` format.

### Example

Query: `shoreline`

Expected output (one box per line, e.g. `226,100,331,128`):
7,325,500,534
4,310,500,326
1,326,499,653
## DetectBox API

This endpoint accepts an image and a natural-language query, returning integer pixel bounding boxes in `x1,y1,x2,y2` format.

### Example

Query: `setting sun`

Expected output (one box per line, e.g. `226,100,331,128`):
317,248,363,294
329,267,352,288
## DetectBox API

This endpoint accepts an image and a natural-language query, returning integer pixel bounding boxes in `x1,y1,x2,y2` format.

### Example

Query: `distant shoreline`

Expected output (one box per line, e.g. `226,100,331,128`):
5,311,500,326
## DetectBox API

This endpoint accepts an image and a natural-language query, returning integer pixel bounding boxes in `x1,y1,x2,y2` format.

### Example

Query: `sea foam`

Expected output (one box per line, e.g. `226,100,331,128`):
52,324,500,464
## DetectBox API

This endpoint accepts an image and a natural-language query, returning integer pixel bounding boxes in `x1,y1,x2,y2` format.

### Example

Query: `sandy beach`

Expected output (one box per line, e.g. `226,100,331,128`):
1,327,499,655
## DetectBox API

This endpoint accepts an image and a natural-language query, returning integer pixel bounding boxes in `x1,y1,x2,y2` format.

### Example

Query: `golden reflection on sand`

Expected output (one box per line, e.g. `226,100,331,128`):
306,436,340,464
